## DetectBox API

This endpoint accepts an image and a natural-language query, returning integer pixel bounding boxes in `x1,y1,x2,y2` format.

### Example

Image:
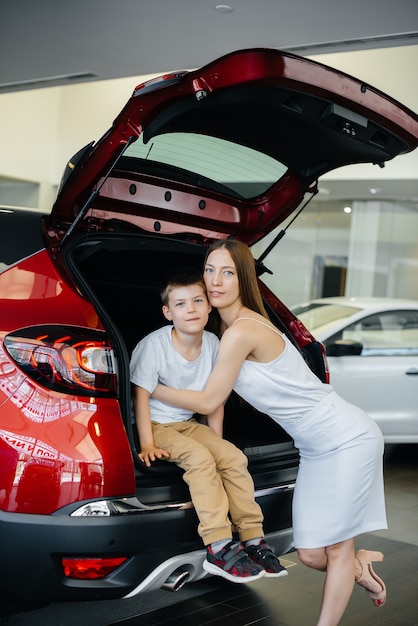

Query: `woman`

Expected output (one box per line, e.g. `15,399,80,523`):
153,239,387,626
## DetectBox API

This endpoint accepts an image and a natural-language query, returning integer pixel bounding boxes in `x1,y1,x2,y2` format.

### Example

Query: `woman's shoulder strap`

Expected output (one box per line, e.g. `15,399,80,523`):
234,317,283,337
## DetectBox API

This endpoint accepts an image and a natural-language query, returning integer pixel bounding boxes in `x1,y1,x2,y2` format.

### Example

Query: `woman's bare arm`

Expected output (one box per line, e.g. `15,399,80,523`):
152,323,255,414
207,404,224,437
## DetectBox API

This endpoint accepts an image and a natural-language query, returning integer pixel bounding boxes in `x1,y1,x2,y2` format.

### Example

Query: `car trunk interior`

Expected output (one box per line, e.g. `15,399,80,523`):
68,231,299,502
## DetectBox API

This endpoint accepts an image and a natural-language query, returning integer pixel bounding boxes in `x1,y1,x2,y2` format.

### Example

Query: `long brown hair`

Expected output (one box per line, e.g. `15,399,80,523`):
204,239,269,319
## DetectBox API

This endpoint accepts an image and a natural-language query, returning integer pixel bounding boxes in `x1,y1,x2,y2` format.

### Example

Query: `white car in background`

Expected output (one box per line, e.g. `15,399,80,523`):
292,297,418,443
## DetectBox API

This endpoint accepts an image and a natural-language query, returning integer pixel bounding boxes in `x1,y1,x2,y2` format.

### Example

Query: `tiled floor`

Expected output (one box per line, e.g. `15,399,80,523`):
111,535,418,625
111,444,418,626
373,444,418,547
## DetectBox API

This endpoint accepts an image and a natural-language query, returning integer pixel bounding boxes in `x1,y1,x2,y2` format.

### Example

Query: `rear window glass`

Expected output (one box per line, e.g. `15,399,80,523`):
123,132,287,199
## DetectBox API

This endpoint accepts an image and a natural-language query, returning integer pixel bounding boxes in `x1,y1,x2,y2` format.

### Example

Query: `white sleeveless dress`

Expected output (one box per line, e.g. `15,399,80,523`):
232,318,387,549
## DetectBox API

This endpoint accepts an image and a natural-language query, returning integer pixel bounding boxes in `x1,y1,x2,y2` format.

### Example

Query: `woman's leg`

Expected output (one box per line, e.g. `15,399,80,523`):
298,538,355,626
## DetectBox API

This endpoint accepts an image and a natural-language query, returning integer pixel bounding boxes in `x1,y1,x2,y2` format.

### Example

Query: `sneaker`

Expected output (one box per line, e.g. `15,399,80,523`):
203,541,265,583
245,540,288,578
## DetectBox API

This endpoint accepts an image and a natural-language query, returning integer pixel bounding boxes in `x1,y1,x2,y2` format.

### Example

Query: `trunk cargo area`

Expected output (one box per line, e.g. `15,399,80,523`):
69,232,299,507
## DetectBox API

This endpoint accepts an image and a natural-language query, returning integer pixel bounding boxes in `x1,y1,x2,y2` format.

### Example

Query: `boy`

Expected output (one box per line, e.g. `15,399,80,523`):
130,268,287,583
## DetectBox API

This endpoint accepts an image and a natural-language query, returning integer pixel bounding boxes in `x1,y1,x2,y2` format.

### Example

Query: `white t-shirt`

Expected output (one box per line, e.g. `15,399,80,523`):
130,325,219,424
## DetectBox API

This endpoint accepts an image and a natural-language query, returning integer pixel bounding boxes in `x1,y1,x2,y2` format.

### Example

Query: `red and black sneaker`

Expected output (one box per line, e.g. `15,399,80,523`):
203,541,265,583
245,541,288,578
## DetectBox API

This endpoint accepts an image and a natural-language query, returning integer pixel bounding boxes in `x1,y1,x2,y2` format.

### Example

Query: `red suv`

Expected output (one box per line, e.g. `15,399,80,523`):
1,48,417,604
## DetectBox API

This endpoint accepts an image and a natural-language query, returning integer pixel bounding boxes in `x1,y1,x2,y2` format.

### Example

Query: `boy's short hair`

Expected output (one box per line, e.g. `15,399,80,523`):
159,267,206,306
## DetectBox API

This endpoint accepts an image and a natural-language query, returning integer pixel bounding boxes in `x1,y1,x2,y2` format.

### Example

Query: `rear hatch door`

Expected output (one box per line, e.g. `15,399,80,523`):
46,48,418,249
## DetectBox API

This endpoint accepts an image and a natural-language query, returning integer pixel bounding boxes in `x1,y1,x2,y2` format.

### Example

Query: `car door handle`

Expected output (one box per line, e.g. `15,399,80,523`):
405,368,418,375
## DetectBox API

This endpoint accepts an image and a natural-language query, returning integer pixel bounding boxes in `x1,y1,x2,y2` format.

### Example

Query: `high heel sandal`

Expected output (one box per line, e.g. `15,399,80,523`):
355,549,386,607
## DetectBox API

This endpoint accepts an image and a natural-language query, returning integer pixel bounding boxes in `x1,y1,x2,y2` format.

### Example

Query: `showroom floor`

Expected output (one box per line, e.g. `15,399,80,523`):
111,444,418,626
111,534,418,626
1,445,417,626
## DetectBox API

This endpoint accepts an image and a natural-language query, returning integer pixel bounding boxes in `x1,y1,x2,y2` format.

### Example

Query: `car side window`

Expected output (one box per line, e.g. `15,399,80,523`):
340,310,418,356
0,209,46,272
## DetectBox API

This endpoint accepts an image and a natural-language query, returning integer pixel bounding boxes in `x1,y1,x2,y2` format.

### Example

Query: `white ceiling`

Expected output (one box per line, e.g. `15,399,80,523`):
1,0,417,204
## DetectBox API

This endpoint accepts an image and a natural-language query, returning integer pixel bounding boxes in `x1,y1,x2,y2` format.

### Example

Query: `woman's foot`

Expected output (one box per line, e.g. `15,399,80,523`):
355,549,386,607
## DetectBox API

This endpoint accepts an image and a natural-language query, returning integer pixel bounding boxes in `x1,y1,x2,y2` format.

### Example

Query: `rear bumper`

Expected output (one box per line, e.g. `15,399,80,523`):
0,484,295,603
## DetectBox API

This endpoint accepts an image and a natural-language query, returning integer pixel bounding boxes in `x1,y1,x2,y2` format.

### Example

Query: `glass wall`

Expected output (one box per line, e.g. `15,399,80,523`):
252,199,418,306
0,176,40,208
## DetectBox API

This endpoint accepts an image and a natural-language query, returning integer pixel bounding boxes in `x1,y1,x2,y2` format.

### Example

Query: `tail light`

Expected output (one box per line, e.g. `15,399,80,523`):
62,556,128,579
4,325,118,396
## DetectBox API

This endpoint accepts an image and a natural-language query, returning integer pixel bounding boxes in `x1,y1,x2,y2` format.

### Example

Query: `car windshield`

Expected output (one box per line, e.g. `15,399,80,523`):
292,302,362,332
123,132,287,199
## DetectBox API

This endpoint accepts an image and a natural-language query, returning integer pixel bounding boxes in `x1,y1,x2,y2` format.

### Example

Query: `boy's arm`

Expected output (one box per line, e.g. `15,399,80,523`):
206,404,224,438
134,386,170,467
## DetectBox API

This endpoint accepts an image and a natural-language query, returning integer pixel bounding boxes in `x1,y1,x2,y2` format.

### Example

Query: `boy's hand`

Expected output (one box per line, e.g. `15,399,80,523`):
139,445,170,467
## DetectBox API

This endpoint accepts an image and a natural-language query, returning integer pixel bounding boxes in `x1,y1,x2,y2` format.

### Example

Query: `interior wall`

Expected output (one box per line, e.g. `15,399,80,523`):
253,199,418,305
0,73,160,209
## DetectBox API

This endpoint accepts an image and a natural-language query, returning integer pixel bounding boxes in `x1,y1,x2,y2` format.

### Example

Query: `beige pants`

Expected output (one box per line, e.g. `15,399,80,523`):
151,419,264,546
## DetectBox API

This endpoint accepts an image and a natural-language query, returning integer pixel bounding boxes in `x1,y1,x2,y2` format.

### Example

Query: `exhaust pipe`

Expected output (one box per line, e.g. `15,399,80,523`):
162,568,190,592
